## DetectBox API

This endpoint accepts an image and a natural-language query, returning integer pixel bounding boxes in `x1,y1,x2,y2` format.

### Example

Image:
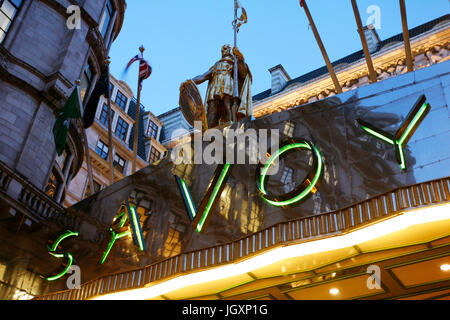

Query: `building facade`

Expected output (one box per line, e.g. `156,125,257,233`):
65,74,166,207
0,0,126,299
31,14,450,301
253,15,450,117
36,59,450,300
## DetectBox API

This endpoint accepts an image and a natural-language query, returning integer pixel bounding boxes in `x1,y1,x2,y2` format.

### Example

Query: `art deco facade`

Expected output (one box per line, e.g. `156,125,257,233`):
0,0,126,299
65,74,166,207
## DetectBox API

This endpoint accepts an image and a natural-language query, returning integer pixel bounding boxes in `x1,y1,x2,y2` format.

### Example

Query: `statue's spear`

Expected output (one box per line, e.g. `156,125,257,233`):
232,0,248,123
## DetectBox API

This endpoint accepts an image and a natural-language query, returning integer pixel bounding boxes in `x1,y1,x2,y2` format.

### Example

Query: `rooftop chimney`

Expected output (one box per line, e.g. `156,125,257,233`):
363,24,381,53
269,64,291,94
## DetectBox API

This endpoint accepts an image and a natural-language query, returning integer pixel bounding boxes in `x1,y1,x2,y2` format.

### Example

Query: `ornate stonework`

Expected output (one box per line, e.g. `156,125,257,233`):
253,21,450,118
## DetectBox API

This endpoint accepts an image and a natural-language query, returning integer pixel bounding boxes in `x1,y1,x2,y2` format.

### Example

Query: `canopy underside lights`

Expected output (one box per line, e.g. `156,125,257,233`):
91,201,450,300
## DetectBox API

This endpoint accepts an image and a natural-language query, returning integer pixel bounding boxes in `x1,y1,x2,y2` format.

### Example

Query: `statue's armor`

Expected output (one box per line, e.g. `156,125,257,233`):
206,56,234,102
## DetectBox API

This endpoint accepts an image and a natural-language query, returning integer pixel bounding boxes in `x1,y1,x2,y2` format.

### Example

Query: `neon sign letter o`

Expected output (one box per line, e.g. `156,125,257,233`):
256,139,324,207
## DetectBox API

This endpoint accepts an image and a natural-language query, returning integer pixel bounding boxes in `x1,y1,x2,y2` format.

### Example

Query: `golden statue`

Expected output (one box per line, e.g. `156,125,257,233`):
179,2,251,130
191,45,252,129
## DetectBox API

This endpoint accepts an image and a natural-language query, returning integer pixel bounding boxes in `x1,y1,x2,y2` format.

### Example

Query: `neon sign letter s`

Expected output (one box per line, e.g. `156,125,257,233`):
46,230,79,281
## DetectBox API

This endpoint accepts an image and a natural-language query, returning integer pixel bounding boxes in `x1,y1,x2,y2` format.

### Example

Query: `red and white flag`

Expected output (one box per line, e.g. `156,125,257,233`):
125,54,152,83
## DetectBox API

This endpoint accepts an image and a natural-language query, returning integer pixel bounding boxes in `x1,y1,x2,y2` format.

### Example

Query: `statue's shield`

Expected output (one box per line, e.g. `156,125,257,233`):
179,80,207,129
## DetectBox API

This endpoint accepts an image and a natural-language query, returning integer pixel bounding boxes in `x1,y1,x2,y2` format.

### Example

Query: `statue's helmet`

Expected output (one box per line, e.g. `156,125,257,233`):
222,44,232,56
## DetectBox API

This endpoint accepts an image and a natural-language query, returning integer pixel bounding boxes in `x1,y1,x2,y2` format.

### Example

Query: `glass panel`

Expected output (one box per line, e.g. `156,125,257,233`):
98,11,106,35
99,104,115,126
115,117,128,140
100,11,110,38
80,62,94,102
115,91,127,110
55,150,67,170
10,0,23,8
45,169,62,200
0,11,10,31
1,1,16,19
95,140,109,160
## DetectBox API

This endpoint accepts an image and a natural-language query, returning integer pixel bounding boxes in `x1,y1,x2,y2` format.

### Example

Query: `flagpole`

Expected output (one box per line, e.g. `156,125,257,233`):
350,0,378,83
399,0,414,72
75,80,95,196
232,0,239,123
299,0,342,94
105,59,115,185
132,46,145,174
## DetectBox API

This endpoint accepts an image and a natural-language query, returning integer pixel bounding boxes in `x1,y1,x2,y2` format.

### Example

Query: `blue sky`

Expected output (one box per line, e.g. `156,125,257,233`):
109,0,450,117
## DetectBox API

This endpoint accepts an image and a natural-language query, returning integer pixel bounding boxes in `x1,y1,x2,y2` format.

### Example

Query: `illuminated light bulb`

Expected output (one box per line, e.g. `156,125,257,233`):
440,264,450,271
329,288,340,295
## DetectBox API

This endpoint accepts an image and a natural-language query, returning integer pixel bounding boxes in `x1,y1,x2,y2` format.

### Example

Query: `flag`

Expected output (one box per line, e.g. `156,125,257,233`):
53,86,82,156
235,0,248,32
125,54,152,83
139,59,152,82
126,55,140,70
83,66,110,129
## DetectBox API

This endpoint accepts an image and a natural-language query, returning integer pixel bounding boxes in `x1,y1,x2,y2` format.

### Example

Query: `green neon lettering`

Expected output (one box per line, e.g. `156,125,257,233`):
358,96,430,171
46,230,78,281
176,163,232,233
101,202,146,264
129,205,146,251
181,179,196,219
360,126,395,145
398,103,429,145
196,163,231,233
257,140,323,207
100,206,130,264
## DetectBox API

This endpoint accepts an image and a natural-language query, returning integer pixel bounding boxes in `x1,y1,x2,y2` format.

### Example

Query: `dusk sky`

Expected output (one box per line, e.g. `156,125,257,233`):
108,0,450,117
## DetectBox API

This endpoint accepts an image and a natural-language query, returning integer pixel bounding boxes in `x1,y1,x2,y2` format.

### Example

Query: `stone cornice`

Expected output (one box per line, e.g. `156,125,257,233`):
253,22,450,118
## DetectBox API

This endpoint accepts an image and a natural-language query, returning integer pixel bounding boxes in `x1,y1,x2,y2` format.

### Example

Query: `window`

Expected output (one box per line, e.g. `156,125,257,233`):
99,104,115,126
113,154,126,173
85,180,102,197
45,168,63,202
0,0,22,44
115,117,128,141
283,121,295,137
98,0,114,39
115,90,127,110
80,61,94,102
109,82,114,99
55,148,72,174
147,119,159,139
95,140,109,160
149,147,161,163
55,150,67,171
281,166,295,193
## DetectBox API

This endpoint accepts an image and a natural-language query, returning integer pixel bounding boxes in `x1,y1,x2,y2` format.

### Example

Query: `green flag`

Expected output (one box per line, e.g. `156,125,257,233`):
53,86,82,156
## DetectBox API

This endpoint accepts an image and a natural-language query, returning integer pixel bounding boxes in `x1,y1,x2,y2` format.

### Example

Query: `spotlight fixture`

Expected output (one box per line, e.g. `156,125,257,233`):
440,264,450,271
329,288,340,295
